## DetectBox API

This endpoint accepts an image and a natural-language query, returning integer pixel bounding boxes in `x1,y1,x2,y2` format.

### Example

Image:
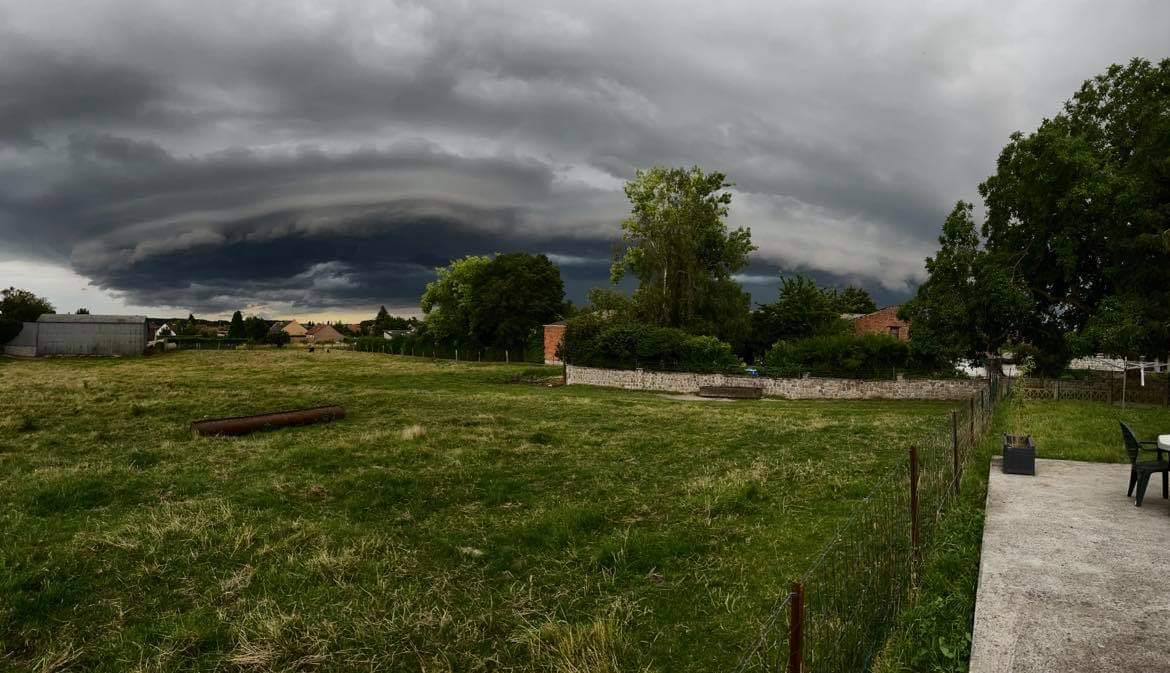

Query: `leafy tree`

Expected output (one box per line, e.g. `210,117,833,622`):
420,255,492,345
899,202,1032,372
228,311,246,339
468,253,566,351
244,316,269,343
980,58,1170,364
373,305,393,334
748,275,850,359
830,286,877,314
75,308,90,315
611,166,756,335
180,313,199,335
266,331,291,347
370,306,414,334
582,287,636,320
0,287,55,322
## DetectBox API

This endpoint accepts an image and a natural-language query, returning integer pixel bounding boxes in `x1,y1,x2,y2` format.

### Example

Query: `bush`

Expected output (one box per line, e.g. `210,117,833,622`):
265,332,291,347
762,333,915,379
0,318,22,345
559,317,741,373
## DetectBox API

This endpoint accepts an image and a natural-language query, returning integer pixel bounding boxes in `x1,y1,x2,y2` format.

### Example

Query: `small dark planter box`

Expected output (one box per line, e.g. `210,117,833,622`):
1003,434,1036,475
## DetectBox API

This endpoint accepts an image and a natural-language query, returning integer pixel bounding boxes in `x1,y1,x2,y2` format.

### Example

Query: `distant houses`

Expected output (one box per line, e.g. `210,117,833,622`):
306,324,344,343
268,320,307,343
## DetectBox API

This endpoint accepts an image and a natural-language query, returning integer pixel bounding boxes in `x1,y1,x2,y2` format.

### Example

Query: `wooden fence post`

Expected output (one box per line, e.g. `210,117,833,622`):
909,445,921,584
969,397,975,448
951,410,960,495
787,582,804,673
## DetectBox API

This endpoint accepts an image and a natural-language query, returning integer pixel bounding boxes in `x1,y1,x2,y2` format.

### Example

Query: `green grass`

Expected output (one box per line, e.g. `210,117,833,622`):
872,397,1170,673
0,350,956,672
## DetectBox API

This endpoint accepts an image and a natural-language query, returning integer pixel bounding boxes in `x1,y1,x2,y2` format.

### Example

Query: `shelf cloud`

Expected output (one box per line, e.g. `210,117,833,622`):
1,0,1166,316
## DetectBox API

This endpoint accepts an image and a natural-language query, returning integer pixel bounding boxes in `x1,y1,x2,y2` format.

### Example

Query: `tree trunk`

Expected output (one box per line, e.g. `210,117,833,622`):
983,352,1004,377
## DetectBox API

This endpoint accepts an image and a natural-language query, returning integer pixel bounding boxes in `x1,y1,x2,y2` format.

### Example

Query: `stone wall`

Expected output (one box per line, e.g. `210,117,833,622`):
565,365,983,400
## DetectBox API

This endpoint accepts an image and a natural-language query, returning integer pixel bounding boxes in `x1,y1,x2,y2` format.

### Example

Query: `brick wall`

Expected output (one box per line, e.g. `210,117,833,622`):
852,305,910,341
543,323,566,364
565,365,982,400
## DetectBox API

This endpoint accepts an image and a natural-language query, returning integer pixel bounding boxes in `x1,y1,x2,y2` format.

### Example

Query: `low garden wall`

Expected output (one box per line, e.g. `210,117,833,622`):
565,364,984,400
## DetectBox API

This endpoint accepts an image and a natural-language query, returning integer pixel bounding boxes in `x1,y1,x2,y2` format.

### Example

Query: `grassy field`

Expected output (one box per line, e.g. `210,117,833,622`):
0,350,956,672
872,396,1170,673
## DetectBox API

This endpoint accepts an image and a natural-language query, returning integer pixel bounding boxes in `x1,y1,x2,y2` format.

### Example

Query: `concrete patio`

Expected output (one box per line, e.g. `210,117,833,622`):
969,458,1170,673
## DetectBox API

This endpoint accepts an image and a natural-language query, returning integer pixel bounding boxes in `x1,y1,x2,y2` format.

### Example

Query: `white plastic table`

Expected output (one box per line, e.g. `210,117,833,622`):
1160,435,1170,451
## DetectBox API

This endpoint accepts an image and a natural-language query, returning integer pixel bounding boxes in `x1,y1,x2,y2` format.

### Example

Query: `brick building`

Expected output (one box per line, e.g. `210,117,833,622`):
850,305,910,341
543,321,567,364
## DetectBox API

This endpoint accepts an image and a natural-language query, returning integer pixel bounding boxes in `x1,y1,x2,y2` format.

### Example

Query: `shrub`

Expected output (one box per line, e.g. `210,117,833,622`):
0,318,21,345
762,333,915,379
559,318,740,373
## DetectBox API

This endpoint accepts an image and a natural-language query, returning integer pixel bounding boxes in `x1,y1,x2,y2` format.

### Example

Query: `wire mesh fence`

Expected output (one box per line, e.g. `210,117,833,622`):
349,337,545,364
733,376,1012,673
1016,375,1169,406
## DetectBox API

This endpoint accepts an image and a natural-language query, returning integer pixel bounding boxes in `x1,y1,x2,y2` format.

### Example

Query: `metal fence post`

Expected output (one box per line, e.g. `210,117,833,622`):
787,582,804,673
909,445,921,584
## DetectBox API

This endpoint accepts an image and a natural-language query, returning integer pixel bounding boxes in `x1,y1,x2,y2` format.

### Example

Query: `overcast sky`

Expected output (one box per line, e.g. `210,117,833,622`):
0,1,1167,321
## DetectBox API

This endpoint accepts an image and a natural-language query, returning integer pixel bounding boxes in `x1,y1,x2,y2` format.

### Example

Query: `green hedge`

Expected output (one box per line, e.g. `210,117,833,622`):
762,333,917,379
349,332,543,363
559,316,741,373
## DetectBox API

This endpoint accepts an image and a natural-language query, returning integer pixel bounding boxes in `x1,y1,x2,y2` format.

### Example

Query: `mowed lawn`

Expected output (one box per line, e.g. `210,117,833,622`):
0,350,954,672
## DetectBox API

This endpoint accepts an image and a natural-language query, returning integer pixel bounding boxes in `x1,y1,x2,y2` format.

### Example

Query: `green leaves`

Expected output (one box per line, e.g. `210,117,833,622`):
979,57,1170,361
559,318,741,372
902,201,1031,367
421,253,566,351
612,166,755,334
227,310,246,339
0,286,54,323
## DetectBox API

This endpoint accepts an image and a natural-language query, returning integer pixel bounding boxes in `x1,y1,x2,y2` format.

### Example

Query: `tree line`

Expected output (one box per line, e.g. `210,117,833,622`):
901,58,1169,374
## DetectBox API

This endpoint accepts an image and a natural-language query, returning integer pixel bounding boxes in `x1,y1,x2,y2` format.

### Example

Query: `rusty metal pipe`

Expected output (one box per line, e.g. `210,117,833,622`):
191,405,345,436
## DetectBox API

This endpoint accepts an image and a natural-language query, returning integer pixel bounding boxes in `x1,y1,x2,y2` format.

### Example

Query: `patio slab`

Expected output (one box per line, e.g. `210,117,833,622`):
969,458,1170,673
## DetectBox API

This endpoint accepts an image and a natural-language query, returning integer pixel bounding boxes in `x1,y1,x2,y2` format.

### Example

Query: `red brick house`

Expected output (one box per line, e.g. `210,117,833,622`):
543,321,567,364
849,305,910,341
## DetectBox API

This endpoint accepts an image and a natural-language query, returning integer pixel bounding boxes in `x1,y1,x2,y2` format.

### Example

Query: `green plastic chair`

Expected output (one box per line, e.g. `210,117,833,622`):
1120,422,1169,507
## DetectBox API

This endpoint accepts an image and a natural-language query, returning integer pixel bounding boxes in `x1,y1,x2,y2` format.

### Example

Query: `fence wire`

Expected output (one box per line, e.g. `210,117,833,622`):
734,376,1011,673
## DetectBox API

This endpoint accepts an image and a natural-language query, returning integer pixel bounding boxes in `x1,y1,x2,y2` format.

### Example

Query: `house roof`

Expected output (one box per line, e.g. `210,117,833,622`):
847,305,903,321
37,314,147,324
306,324,344,340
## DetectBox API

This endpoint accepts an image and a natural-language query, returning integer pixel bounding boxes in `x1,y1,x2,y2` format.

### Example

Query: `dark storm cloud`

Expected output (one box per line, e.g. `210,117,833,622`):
1,0,1167,314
